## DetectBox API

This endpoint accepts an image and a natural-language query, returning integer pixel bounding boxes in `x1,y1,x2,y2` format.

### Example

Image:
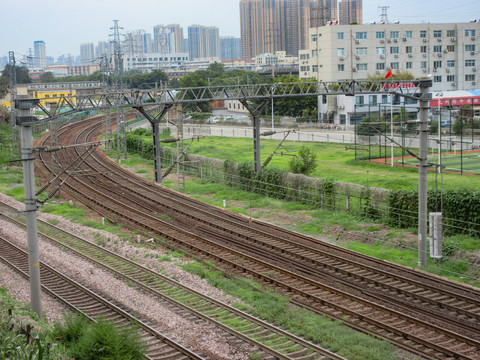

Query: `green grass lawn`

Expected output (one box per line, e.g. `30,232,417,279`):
399,151,480,176
179,136,480,191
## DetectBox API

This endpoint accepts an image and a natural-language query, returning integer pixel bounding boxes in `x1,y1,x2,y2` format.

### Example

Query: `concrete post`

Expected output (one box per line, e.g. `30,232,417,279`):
418,80,432,267
16,98,43,319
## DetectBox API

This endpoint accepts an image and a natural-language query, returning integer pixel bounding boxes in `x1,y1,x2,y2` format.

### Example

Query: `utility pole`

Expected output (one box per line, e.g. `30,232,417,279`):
110,20,127,161
239,99,271,174
418,79,432,267
16,97,43,319
9,51,17,159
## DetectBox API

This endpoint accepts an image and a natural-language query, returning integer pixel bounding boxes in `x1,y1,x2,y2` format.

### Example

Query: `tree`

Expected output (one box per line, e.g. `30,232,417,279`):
0,76,8,98
258,75,317,119
0,105,10,124
179,63,265,112
2,64,31,84
39,71,55,83
288,145,317,175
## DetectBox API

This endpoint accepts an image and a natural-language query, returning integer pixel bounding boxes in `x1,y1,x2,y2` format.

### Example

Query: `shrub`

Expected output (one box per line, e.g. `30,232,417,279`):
53,314,147,360
288,145,317,175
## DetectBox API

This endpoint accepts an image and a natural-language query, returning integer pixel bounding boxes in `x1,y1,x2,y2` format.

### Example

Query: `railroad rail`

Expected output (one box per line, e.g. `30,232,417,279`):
0,235,204,360
0,202,345,360
33,115,480,359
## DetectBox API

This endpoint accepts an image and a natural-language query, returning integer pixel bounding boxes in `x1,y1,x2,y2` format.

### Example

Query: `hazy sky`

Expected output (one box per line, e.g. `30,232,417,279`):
1,0,479,60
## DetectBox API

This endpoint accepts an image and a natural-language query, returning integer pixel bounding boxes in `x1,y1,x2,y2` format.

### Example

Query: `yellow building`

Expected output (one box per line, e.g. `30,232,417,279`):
1,81,103,109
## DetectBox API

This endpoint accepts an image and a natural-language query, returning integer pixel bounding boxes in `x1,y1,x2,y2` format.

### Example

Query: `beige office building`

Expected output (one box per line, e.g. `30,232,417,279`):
299,22,480,91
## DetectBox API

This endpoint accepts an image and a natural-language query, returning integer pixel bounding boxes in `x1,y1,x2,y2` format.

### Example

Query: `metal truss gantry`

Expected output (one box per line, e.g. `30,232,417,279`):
26,79,428,178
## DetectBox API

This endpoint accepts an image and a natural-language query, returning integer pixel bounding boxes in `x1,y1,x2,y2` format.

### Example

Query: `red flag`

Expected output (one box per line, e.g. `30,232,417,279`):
385,68,393,79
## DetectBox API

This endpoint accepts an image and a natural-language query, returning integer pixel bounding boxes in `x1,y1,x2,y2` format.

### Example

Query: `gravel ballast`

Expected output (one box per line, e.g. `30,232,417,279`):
0,193,256,359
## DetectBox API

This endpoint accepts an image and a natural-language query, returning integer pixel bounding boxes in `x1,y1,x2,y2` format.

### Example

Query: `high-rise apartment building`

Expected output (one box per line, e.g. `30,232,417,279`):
188,25,207,59
240,0,313,59
220,37,241,60
95,41,113,60
166,24,185,53
34,41,46,69
207,26,220,58
80,43,95,64
339,0,362,25
154,24,185,54
310,0,338,26
188,25,219,59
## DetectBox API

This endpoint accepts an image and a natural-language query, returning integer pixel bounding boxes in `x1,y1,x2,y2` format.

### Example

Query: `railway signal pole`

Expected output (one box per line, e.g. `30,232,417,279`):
16,97,43,319
418,79,432,267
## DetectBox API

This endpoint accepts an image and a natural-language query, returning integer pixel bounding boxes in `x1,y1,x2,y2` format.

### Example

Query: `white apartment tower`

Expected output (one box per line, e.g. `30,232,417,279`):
299,22,480,91
80,43,95,65
34,41,46,69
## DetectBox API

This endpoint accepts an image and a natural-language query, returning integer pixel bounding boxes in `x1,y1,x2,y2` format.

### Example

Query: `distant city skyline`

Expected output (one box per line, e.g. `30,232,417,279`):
1,0,479,60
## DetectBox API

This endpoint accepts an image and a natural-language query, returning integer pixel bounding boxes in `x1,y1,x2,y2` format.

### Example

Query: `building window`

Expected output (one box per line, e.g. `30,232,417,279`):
406,62,412,69
466,44,476,52
376,31,385,39
447,45,455,52
406,46,413,54
391,62,399,69
433,45,442,53
447,75,456,82
300,66,310,72
356,32,367,40
340,114,346,124
466,74,476,81
433,30,442,38
300,54,310,60
447,30,456,37
312,65,318,72
376,63,385,70
356,47,368,55
311,34,317,42
466,59,476,67
337,48,345,56
312,50,318,57
369,95,378,105
465,29,476,37
420,45,427,53
421,61,427,69
390,31,399,39
382,95,388,104
357,63,368,71
447,60,455,67
434,76,442,82
434,60,442,68
355,96,364,105
420,30,427,38
338,64,344,72
337,32,344,40
405,31,413,39
390,46,399,54
376,47,385,55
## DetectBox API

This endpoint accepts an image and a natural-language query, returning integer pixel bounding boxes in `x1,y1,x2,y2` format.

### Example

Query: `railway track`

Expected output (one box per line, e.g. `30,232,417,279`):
33,115,480,359
0,202,345,360
0,234,204,360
